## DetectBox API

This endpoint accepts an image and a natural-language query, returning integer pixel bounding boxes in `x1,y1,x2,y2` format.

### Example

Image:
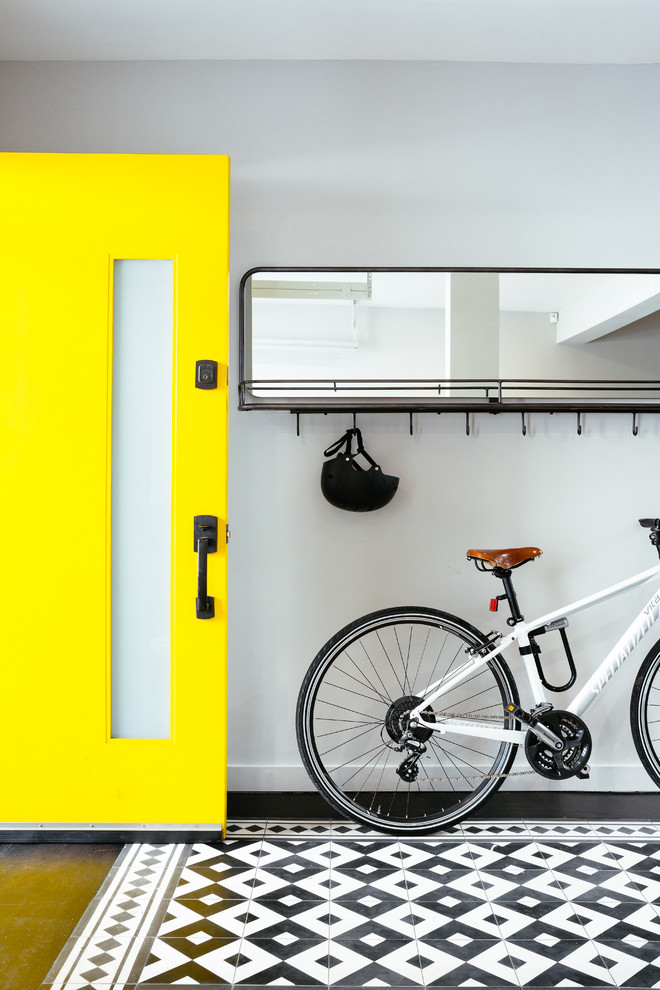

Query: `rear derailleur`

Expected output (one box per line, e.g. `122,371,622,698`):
396,739,427,782
382,694,435,783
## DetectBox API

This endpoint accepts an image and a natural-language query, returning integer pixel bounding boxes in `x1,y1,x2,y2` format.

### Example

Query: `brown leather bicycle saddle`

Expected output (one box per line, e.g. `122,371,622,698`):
466,546,542,570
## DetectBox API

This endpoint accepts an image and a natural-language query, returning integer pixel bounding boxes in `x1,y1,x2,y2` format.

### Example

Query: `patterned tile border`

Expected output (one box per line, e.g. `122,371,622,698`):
228,818,660,841
45,843,189,988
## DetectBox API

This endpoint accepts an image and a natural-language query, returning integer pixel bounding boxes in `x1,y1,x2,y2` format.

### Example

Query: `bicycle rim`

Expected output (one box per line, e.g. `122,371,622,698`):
297,607,519,834
631,639,660,788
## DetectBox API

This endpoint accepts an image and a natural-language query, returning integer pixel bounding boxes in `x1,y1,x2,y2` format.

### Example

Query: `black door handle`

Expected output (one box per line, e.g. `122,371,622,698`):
194,515,218,619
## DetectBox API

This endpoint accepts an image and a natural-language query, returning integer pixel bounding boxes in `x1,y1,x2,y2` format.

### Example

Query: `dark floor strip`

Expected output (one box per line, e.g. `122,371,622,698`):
228,789,660,820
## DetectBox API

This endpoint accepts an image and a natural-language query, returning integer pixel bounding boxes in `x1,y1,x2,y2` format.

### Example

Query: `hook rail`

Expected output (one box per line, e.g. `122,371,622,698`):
289,407,651,436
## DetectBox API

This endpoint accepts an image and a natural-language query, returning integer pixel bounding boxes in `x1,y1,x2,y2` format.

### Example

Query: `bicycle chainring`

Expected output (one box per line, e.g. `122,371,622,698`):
525,710,592,780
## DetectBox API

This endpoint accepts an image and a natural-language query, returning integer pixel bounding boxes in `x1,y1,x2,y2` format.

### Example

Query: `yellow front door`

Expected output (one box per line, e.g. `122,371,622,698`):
0,154,229,828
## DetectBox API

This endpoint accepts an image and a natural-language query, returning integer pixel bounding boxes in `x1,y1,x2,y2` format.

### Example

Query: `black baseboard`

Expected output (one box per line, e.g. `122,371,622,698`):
227,790,660,821
2,793,657,843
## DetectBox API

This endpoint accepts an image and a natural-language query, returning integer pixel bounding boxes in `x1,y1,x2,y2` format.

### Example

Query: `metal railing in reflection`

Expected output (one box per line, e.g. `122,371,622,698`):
239,377,660,411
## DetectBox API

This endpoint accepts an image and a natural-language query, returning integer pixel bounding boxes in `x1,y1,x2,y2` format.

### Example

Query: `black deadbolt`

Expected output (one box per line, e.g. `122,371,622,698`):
196,360,218,389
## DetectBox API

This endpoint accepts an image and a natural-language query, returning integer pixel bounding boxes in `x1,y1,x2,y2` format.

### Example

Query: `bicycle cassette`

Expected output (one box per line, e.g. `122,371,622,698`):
525,710,592,780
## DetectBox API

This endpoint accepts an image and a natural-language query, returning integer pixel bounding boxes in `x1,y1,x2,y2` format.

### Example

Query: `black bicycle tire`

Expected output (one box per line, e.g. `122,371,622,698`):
630,636,660,788
296,605,520,834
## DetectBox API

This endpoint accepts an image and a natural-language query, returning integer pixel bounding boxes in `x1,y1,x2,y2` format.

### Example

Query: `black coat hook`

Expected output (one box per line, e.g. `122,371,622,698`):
521,412,527,437
465,412,470,436
409,412,414,436
576,412,582,436
633,412,639,436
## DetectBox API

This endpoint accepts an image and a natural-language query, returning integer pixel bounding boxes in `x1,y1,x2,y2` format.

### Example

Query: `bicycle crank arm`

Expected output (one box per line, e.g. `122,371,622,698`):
506,704,565,751
528,722,565,750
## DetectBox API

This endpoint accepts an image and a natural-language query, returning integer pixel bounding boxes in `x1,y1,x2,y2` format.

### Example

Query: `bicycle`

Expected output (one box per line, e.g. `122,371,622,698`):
296,518,660,834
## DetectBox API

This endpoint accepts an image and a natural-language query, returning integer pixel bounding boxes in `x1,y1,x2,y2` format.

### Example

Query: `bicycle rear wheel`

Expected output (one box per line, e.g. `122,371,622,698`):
296,606,520,834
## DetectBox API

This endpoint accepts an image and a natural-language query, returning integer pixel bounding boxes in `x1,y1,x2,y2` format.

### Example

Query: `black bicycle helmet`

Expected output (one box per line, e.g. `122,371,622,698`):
321,428,399,512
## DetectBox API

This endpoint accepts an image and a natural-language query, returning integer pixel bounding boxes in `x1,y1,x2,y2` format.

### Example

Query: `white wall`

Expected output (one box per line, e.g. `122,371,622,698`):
253,304,445,390
502,310,660,387
3,60,660,793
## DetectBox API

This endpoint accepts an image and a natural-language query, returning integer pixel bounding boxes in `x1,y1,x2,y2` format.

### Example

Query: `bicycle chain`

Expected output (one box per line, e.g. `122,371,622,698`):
419,768,535,782
410,710,536,783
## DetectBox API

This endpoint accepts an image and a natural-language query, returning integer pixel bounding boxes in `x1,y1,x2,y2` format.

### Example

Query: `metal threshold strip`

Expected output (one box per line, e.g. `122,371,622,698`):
0,822,225,842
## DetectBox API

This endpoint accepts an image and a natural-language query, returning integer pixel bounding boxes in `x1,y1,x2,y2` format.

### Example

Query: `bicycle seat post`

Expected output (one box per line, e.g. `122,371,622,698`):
492,566,524,625
466,546,542,625
640,518,660,559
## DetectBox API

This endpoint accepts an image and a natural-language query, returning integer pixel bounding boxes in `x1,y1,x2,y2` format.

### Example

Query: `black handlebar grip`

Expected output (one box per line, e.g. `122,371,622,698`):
639,518,660,529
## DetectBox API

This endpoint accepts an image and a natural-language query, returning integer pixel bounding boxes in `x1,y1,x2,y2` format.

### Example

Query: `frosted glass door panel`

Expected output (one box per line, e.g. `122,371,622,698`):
111,260,173,739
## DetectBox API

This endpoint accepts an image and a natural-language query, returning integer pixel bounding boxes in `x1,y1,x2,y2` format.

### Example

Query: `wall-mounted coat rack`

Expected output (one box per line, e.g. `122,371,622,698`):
288,401,655,438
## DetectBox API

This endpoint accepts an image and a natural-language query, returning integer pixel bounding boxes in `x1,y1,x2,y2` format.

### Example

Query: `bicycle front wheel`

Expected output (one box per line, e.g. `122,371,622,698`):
631,637,660,788
296,606,520,834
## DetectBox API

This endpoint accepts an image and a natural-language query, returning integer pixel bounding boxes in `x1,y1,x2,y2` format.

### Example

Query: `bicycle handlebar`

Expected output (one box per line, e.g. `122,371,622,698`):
639,518,660,530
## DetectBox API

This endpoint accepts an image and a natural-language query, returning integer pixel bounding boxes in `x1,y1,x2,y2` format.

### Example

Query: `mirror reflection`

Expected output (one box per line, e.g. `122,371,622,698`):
240,269,660,408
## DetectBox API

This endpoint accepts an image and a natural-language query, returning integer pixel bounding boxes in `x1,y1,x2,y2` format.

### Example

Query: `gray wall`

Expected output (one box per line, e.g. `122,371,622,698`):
3,60,660,791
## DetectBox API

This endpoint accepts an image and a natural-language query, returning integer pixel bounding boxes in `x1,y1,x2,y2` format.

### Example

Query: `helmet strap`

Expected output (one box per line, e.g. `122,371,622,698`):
323,428,378,471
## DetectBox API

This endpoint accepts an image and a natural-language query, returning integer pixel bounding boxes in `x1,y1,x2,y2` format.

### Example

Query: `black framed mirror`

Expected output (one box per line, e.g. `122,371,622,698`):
239,268,660,412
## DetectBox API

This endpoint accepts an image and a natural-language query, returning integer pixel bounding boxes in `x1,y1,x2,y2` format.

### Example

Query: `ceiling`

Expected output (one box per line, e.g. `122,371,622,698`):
2,0,660,63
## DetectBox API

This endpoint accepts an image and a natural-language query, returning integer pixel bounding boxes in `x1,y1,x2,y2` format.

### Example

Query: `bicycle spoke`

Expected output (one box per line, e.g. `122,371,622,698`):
427,736,460,792
375,629,406,695
411,625,431,694
316,716,382,725
342,650,392,705
318,722,380,759
358,639,393,702
393,625,413,696
386,775,404,817
423,629,451,691
322,678,389,707
435,733,503,765
332,740,392,781
366,758,394,813
429,735,486,782
337,744,388,787
316,698,383,720
315,720,382,737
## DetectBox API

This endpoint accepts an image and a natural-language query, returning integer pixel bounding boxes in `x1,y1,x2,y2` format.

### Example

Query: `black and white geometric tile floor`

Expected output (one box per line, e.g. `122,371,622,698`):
43,819,660,989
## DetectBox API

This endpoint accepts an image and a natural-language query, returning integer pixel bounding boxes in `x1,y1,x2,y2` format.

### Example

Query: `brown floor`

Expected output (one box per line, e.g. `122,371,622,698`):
0,843,121,990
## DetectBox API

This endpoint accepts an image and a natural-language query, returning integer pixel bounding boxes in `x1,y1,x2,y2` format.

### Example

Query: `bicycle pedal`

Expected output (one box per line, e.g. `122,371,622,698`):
505,703,536,726
576,765,590,780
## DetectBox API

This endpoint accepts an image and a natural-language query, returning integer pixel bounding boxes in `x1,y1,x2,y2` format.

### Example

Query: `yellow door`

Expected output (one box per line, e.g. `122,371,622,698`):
0,153,229,829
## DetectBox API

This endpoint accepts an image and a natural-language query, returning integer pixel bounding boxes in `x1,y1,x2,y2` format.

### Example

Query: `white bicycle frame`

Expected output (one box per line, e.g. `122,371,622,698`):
410,560,660,745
